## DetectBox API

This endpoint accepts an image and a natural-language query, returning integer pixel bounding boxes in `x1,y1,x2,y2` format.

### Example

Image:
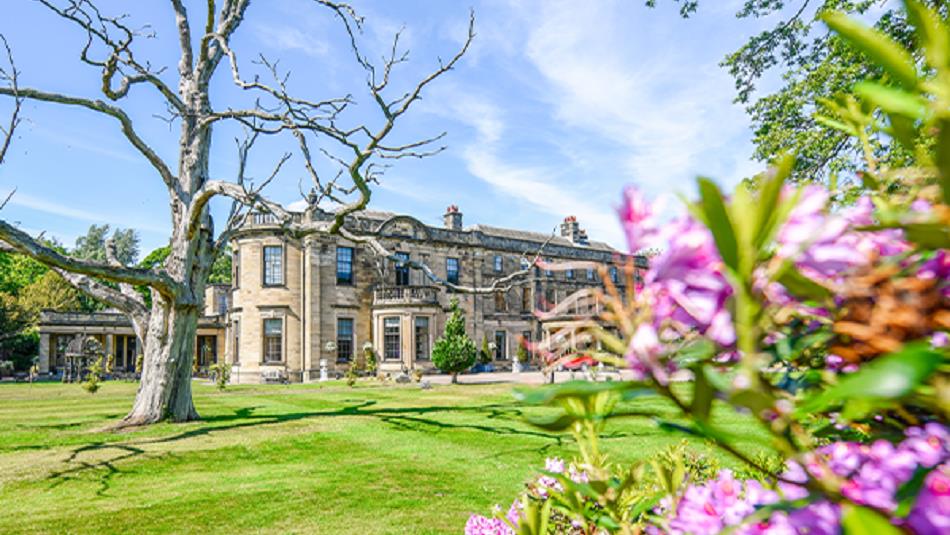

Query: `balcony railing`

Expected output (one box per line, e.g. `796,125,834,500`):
373,285,439,306
243,212,304,227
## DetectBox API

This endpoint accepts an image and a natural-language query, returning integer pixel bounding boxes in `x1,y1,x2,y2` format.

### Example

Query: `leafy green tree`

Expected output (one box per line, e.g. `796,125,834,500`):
650,0,948,184
18,271,85,321
136,246,230,306
478,335,492,365
431,299,477,383
208,248,232,285
73,224,139,265
0,237,66,295
0,292,37,371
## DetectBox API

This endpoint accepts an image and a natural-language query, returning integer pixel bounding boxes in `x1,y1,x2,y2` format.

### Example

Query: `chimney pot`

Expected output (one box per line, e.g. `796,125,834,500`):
444,205,463,230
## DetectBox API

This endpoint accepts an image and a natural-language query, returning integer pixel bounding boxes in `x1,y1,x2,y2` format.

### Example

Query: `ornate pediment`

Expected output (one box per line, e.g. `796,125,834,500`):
376,215,431,241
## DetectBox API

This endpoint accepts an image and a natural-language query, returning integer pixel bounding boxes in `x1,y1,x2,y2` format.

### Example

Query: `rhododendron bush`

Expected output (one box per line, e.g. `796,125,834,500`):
467,3,949,534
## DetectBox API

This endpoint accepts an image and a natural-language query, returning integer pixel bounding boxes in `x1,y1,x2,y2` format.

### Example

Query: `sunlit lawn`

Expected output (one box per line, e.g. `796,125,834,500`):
0,379,771,534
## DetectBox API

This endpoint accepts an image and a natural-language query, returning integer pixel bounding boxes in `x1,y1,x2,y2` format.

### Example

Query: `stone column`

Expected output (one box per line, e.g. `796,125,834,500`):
105,334,114,365
38,333,51,374
402,313,412,371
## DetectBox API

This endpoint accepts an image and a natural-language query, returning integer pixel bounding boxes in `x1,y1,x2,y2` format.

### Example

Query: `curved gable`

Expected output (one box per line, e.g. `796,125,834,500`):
376,215,432,241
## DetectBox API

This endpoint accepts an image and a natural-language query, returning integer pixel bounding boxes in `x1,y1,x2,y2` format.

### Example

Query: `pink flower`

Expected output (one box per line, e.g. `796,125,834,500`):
464,514,513,535
907,464,950,534
619,186,658,253
644,214,735,346
656,426,950,534
544,457,565,474
777,190,911,284
664,470,780,534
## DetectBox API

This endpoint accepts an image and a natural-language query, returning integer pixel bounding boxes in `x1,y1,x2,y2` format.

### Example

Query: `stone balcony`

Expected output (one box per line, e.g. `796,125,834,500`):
242,212,304,229
372,285,440,307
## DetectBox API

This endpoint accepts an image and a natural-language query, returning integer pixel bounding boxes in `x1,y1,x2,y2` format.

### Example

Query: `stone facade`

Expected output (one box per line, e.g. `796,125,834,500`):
34,206,642,383
37,297,227,376
228,206,643,383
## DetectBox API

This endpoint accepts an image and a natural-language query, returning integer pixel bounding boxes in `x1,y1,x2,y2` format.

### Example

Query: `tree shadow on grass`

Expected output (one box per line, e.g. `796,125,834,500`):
41,400,563,494
42,399,650,496
46,442,150,497
155,400,562,444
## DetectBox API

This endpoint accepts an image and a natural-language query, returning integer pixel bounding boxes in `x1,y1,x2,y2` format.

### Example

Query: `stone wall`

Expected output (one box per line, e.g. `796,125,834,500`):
226,209,638,383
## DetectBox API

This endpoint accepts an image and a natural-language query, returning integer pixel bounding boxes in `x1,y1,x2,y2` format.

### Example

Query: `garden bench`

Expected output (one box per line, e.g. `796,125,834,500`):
261,368,287,384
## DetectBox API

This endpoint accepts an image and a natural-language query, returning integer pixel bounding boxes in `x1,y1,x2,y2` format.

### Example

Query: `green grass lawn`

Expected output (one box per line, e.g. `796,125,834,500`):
0,380,771,534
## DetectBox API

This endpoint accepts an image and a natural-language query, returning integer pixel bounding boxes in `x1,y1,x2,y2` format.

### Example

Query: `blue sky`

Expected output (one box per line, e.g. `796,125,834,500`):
0,0,782,256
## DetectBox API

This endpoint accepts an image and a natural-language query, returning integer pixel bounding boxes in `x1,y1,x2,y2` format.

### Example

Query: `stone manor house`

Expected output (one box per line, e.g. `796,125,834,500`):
37,205,639,383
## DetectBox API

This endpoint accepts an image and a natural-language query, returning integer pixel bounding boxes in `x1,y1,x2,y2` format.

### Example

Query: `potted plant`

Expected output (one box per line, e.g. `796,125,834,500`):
514,342,530,374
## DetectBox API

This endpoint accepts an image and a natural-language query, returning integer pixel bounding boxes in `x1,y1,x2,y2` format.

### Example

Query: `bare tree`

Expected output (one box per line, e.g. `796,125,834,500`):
0,34,21,207
0,0,530,426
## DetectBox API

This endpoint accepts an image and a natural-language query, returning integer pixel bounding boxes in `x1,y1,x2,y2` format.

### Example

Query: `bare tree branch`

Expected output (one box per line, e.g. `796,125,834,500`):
326,10,476,233
169,0,194,79
0,85,181,197
105,237,148,309
0,221,179,296
37,0,187,112
0,34,21,167
54,268,149,318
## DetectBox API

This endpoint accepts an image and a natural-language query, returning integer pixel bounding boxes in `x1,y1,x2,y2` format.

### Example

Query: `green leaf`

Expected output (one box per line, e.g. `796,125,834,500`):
841,504,901,535
730,389,774,415
691,365,714,422
854,82,927,120
674,338,716,366
815,115,858,136
859,222,950,249
904,0,949,70
630,494,662,519
797,343,946,417
822,11,918,89
887,113,919,154
753,154,795,251
775,261,833,302
840,398,877,421
524,412,577,431
513,380,649,405
904,222,950,249
656,420,704,438
937,120,950,205
894,465,935,517
697,177,739,272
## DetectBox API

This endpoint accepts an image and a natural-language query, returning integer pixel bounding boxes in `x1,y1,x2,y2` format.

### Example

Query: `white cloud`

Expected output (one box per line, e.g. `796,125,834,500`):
434,91,624,245
287,198,309,211
6,192,168,235
30,124,141,164
517,0,752,192
253,23,329,58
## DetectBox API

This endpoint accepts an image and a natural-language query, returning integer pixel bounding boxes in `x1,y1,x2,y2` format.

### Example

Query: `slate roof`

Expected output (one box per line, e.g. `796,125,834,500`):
311,206,623,256
468,224,615,252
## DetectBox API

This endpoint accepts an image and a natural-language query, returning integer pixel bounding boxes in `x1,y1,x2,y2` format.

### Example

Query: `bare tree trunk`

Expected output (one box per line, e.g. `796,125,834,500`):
0,0,477,427
451,372,458,384
122,297,200,425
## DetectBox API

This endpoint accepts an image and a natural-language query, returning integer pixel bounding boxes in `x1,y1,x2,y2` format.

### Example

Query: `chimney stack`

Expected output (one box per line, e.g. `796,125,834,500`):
560,215,580,241
444,205,463,230
560,215,589,245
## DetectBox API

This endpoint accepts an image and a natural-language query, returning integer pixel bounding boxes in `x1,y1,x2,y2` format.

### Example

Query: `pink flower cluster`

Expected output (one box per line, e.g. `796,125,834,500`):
463,514,512,535
464,501,519,535
777,188,909,283
465,457,589,534
648,470,781,534
617,185,950,376
655,424,950,534
532,456,589,499
619,188,735,378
